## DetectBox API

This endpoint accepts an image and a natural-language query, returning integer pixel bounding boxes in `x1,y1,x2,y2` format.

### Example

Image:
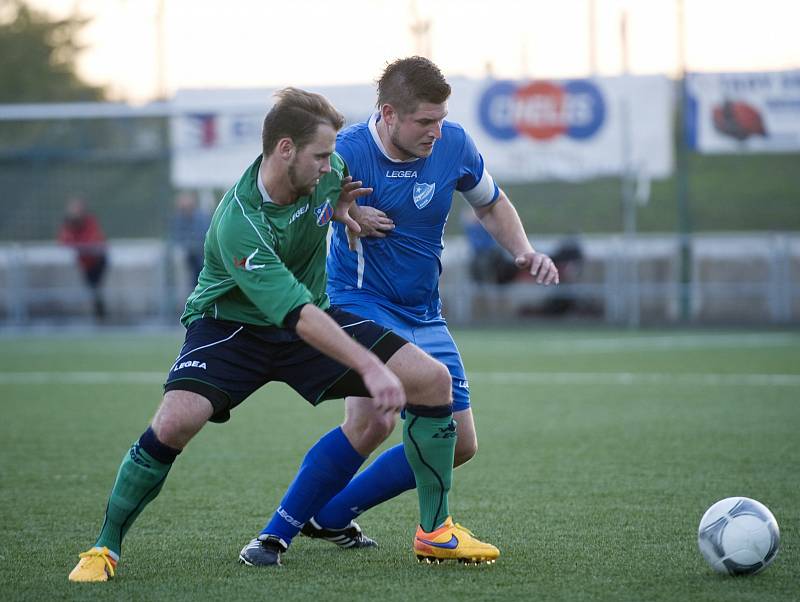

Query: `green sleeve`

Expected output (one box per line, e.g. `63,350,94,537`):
322,152,348,212
337,152,350,179
217,213,312,327
331,152,348,192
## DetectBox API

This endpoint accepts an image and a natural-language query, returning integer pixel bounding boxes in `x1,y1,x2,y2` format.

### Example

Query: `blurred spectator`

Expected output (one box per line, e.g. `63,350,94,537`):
58,197,108,319
461,208,517,285
170,192,210,287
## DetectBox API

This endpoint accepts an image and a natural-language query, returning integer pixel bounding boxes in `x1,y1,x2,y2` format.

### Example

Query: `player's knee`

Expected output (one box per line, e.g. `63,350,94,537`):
342,409,372,437
369,411,397,443
150,415,190,450
151,392,209,449
454,437,478,467
342,412,396,454
421,360,452,404
342,411,397,455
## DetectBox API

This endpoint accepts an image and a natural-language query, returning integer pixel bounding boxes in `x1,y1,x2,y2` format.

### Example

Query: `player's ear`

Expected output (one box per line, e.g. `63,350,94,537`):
276,137,295,160
380,103,398,126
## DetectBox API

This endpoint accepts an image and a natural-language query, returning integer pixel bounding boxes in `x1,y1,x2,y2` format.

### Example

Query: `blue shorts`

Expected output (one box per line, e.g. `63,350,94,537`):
164,307,407,423
333,301,470,412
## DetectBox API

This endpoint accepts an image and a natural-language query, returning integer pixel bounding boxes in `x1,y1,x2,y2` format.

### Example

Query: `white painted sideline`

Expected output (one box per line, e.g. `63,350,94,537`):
1,371,798,387
0,372,162,384
464,333,800,353
470,372,800,387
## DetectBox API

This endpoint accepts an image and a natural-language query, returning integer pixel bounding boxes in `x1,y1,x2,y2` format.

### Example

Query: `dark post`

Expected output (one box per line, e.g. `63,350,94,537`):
676,0,692,322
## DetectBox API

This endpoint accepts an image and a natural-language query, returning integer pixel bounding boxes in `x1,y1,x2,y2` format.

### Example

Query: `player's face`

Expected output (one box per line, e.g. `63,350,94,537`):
288,124,337,197
388,102,447,160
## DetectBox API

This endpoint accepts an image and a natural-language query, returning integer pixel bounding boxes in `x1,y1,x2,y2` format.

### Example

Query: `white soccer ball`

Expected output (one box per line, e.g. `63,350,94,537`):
697,497,780,575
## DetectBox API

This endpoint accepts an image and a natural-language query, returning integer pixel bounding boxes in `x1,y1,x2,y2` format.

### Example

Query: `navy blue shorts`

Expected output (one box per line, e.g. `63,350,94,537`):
163,307,408,423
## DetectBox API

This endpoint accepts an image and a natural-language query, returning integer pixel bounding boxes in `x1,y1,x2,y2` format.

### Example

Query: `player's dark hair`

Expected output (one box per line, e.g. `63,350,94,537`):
262,87,345,157
377,56,451,115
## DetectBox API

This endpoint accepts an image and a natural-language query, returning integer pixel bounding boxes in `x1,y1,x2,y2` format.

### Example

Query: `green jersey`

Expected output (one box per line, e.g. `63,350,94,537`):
181,153,346,328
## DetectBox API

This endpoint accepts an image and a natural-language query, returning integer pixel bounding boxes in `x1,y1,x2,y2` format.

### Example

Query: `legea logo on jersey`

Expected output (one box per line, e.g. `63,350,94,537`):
315,199,334,226
413,182,436,209
288,203,309,224
478,80,606,141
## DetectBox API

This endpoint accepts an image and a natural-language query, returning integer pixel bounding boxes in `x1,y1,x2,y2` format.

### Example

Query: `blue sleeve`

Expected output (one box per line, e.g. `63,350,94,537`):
456,129,500,207
456,130,487,192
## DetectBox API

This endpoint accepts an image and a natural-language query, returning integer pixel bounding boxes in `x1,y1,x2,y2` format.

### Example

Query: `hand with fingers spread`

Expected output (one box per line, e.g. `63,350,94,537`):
515,251,560,285
333,176,373,239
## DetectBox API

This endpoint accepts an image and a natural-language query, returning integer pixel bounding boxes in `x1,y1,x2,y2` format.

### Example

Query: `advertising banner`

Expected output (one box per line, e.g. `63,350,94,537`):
686,70,800,153
448,75,673,183
170,86,375,189
170,75,674,188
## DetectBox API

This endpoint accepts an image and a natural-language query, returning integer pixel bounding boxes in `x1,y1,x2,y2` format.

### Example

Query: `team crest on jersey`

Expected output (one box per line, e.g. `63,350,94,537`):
413,182,436,209
314,199,334,226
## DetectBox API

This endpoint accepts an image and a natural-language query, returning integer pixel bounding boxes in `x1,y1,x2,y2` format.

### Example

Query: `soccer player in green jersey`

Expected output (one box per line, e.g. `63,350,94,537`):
69,87,497,581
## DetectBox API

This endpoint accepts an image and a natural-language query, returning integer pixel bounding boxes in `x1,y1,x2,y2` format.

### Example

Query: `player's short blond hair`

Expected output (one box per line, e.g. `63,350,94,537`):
262,88,345,156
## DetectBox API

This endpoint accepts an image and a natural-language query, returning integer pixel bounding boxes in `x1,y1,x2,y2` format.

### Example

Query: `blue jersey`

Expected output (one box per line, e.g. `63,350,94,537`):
327,113,499,323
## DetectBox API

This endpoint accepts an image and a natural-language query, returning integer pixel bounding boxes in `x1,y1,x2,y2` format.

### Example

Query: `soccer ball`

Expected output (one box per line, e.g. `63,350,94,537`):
697,497,780,575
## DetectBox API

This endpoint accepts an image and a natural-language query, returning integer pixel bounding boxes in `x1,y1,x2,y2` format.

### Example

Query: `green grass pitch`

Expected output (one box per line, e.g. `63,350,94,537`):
0,328,798,601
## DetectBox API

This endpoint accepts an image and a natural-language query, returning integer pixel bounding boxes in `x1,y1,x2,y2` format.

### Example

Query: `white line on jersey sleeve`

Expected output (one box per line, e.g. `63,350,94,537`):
233,184,278,253
461,168,498,208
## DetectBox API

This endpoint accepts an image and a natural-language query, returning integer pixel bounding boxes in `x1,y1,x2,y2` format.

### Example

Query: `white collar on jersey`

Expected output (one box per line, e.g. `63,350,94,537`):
256,165,275,204
368,113,419,164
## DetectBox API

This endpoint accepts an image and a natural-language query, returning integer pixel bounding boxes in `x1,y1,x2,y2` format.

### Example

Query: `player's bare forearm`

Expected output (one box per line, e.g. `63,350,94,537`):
475,190,559,285
295,304,378,374
475,191,534,257
294,304,406,410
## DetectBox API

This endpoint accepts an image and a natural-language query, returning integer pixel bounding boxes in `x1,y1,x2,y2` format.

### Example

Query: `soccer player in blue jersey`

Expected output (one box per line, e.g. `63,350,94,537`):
262,57,559,560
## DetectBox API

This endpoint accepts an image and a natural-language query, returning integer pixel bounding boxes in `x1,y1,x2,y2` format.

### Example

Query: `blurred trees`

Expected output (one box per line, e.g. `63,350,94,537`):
0,0,104,102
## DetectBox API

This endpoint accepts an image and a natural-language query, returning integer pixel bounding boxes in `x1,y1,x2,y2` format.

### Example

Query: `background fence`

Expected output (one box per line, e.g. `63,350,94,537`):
1,83,798,328
2,232,798,327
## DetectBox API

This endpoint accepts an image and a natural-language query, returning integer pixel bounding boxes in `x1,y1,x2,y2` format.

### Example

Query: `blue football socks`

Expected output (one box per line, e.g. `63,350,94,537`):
261,427,365,545
314,443,416,529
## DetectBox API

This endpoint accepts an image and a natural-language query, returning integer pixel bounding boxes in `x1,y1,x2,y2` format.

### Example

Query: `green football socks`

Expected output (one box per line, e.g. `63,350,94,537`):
403,405,457,532
94,442,173,556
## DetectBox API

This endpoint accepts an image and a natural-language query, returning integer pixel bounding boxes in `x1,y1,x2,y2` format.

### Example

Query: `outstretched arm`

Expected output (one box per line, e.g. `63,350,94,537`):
474,190,559,285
